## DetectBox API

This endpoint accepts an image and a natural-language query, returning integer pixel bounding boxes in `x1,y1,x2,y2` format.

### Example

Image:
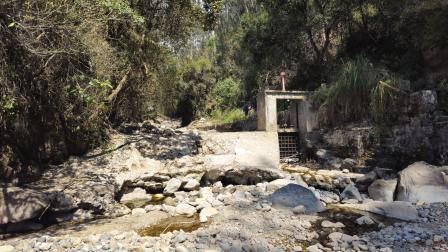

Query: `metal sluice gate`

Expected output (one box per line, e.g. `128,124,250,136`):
278,132,300,161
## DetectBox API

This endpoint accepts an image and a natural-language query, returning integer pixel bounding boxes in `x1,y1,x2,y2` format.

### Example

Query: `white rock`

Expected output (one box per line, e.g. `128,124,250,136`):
131,208,146,215
175,244,190,252
164,178,182,194
195,198,212,210
211,199,223,207
199,187,214,199
199,207,218,223
161,204,177,215
321,220,345,228
356,216,375,225
292,205,306,215
0,245,15,252
307,243,323,252
328,232,355,243
183,179,200,191
38,242,52,251
175,203,196,217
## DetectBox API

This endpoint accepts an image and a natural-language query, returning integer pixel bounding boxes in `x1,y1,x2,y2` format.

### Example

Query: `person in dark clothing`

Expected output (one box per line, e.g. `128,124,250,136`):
243,103,250,116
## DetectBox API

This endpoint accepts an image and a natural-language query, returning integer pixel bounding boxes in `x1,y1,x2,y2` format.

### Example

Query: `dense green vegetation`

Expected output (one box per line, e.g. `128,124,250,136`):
1,0,447,182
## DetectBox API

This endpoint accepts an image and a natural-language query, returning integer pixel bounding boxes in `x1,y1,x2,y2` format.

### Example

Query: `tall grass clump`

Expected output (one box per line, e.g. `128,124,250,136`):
314,56,401,125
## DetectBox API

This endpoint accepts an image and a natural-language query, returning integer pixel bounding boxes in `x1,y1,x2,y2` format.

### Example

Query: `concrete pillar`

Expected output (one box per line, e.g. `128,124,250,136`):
257,92,266,130
297,99,318,134
265,95,277,132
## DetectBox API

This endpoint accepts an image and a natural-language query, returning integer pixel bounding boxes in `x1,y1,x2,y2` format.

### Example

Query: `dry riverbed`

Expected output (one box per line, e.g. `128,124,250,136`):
1,119,448,252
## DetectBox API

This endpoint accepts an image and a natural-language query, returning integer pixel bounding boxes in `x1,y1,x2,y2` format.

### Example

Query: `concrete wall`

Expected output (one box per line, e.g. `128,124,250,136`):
297,99,318,134
201,132,280,169
257,92,266,131
257,90,317,133
265,95,278,131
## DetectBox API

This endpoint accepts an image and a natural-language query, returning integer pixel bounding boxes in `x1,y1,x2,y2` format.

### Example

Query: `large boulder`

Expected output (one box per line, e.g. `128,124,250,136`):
0,187,50,224
268,184,325,213
396,162,448,203
368,179,397,202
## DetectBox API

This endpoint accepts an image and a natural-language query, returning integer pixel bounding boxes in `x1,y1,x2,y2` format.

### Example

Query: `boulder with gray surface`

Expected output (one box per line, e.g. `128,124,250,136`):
0,187,49,224
268,184,325,213
368,179,397,202
341,184,362,202
396,162,448,203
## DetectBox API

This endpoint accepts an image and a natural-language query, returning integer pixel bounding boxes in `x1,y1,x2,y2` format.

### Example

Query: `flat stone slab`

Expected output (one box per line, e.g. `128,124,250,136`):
335,201,419,221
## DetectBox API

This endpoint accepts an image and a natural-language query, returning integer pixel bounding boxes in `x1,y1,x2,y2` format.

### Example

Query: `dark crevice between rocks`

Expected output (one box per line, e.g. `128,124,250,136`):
200,169,282,187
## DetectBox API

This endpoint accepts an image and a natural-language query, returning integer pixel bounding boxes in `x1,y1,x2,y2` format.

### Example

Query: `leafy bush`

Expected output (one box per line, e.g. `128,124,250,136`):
210,77,241,110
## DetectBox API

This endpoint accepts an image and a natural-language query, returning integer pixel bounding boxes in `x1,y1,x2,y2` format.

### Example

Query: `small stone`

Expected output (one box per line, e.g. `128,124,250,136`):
328,232,354,243
307,243,323,252
175,244,190,252
164,178,182,194
321,220,345,228
293,246,303,251
175,203,197,217
174,233,188,243
114,234,125,240
38,242,52,251
342,169,349,173
132,208,146,215
199,187,214,200
292,205,306,215
356,216,375,225
434,235,444,242
183,179,200,191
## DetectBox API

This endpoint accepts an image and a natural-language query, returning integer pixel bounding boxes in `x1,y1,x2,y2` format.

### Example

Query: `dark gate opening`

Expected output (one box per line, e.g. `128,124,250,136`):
278,132,300,161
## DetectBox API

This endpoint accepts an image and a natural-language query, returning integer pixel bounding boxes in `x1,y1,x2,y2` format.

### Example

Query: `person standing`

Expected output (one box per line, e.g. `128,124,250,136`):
243,102,250,116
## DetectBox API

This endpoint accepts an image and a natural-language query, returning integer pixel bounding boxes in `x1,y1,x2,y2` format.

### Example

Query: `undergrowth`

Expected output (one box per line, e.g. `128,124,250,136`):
313,56,402,126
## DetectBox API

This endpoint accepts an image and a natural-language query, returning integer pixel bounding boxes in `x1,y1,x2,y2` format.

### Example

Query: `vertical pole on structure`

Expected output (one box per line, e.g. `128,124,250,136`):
280,71,286,91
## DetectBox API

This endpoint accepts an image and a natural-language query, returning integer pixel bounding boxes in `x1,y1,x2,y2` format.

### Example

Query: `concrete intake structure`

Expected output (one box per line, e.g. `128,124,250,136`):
257,90,319,158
